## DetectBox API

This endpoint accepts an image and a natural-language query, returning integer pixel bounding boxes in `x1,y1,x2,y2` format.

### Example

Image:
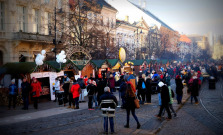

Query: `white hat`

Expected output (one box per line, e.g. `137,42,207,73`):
11,79,15,83
158,81,164,87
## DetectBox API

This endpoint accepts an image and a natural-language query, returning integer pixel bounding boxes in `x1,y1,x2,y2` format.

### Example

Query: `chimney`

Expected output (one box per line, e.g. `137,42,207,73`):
125,16,129,22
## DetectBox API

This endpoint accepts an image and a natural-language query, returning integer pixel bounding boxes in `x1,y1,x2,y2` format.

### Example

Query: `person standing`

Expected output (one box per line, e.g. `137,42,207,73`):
191,76,199,105
62,79,70,106
119,76,127,108
8,79,18,110
53,78,60,102
156,82,172,120
168,86,177,117
67,77,75,108
124,84,141,129
78,78,86,103
70,79,80,109
21,78,31,110
87,80,97,110
108,74,115,94
99,87,118,134
175,75,184,104
145,75,152,103
137,75,146,104
31,77,42,109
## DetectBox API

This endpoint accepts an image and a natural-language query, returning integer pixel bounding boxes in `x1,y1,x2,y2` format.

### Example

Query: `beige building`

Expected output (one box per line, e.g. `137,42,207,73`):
212,40,223,60
0,0,119,65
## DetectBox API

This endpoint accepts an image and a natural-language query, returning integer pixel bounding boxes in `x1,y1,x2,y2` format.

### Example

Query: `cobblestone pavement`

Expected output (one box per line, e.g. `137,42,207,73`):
0,79,189,135
157,80,223,135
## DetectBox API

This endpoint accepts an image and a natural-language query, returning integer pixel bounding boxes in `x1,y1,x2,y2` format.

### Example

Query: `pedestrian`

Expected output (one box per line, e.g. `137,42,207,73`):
168,86,177,117
119,76,127,108
124,83,141,129
78,78,86,103
62,74,70,84
21,77,31,110
99,87,118,134
62,79,70,106
8,79,18,110
70,79,80,109
108,74,115,93
87,80,97,110
31,77,42,109
97,78,106,102
155,82,172,120
67,77,75,109
53,78,60,102
145,75,152,103
92,81,98,108
191,76,199,105
175,75,183,104
137,75,146,104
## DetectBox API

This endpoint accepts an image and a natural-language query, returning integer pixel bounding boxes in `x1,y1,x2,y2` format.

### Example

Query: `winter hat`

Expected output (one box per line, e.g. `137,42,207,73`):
11,79,15,83
158,81,165,87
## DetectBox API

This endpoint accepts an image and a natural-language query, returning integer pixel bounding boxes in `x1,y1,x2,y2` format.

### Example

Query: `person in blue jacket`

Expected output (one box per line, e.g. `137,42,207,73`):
8,79,18,110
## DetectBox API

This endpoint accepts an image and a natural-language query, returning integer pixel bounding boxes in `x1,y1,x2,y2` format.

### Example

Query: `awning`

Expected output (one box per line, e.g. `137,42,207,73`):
2,62,37,74
90,60,106,68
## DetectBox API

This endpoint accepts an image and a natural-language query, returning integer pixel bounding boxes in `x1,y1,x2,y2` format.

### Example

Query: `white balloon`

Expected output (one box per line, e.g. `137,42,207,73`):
41,50,46,55
63,59,67,63
61,50,65,55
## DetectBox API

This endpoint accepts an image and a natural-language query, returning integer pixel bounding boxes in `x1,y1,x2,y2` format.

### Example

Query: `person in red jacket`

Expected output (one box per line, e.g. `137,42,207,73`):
71,79,81,109
31,77,42,109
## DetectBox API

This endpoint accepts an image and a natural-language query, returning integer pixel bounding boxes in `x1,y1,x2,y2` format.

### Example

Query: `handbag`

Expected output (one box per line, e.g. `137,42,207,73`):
134,97,140,109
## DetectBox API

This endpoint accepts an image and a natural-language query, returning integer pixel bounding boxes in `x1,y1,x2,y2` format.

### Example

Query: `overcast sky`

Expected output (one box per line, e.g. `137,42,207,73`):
128,0,223,35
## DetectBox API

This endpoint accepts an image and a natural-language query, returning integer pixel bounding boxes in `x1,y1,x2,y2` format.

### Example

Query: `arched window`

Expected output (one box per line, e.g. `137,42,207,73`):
0,51,3,66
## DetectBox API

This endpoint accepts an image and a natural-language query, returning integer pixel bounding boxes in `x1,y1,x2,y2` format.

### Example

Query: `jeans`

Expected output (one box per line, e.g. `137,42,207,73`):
158,102,172,119
23,96,29,109
191,95,198,103
110,88,114,93
92,94,98,107
79,89,85,101
33,97,38,109
8,94,17,109
88,95,93,109
104,117,114,133
126,108,139,125
177,94,183,104
74,97,79,108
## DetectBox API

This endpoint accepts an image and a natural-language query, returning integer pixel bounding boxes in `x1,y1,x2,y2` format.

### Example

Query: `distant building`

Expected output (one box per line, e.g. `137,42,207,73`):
212,40,223,60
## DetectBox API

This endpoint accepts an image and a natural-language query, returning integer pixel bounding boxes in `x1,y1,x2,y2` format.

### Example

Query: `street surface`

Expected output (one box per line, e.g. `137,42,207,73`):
0,80,222,135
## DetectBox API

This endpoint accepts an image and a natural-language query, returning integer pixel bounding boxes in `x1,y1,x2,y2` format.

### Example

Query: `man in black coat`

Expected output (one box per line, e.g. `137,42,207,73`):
145,75,152,103
21,78,31,110
99,87,118,134
156,81,172,120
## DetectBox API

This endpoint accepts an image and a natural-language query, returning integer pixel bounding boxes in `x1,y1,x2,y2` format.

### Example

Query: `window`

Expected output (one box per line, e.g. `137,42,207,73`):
33,9,39,33
0,2,4,30
44,12,51,35
18,6,26,32
48,13,51,35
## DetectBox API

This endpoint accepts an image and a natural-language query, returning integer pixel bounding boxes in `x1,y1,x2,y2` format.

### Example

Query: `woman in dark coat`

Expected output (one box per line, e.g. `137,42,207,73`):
175,75,183,104
191,76,199,104
124,84,141,129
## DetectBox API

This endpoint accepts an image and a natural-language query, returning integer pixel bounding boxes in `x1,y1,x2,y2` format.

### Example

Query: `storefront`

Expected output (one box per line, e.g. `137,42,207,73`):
123,60,147,75
107,59,123,74
91,60,110,78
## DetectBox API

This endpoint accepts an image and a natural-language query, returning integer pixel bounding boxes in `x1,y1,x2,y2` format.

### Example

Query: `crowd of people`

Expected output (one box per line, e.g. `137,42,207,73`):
7,60,223,133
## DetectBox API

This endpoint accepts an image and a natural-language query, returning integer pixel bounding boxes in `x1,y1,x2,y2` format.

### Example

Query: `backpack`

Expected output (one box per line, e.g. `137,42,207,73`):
142,82,146,89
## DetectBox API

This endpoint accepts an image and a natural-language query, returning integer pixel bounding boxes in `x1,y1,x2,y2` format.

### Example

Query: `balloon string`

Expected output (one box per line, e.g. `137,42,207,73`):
33,65,38,73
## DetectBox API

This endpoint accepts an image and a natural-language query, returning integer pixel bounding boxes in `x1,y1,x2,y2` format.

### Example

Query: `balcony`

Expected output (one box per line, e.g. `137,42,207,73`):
13,32,54,43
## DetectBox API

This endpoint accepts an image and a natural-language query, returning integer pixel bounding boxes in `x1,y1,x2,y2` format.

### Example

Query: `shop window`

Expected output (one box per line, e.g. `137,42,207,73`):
0,2,4,31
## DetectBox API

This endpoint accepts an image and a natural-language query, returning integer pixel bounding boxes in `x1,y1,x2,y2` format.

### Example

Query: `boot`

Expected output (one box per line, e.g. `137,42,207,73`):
137,123,141,129
71,105,75,109
124,124,129,128
67,105,71,109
